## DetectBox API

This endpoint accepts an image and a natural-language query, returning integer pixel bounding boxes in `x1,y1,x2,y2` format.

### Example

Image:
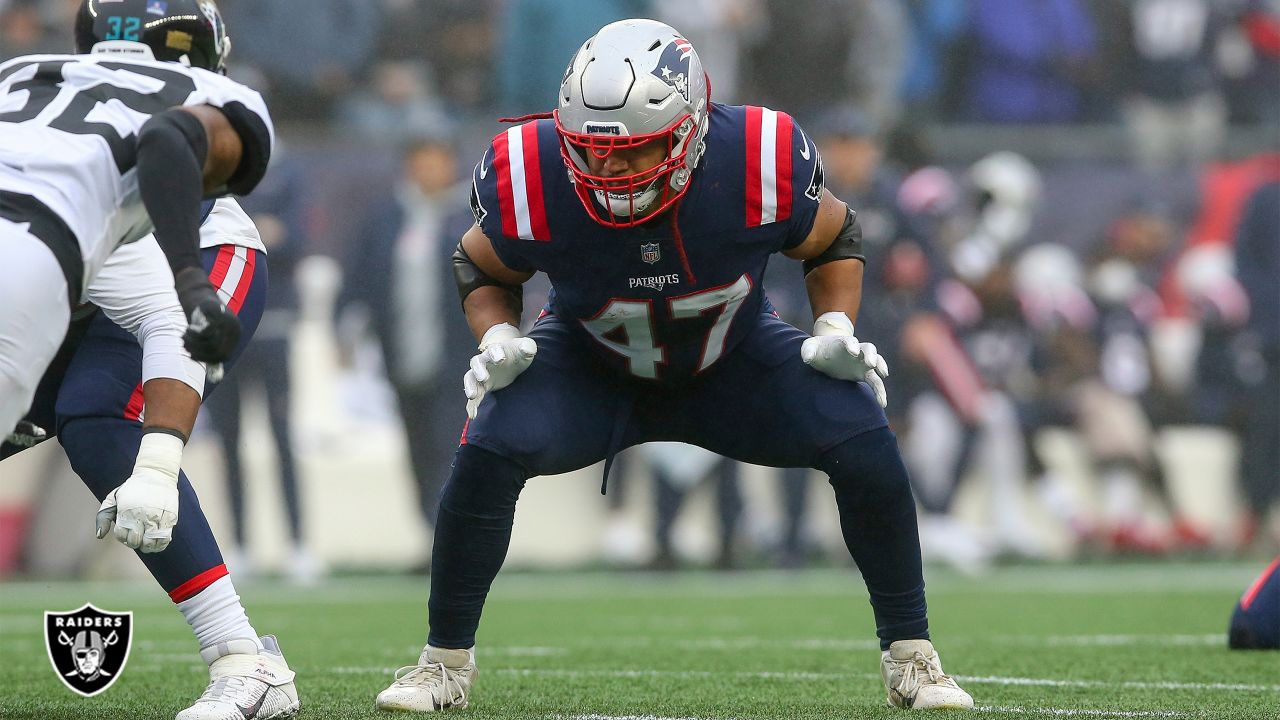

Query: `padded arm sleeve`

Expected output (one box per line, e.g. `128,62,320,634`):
453,242,524,313
802,206,865,276
218,101,273,196
136,109,208,276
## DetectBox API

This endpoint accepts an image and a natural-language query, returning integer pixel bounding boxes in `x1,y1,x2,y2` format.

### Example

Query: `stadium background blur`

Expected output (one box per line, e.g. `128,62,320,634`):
1,0,1277,583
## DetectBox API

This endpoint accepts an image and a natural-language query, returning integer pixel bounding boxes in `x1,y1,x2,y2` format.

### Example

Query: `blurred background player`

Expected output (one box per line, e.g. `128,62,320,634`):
339,131,476,565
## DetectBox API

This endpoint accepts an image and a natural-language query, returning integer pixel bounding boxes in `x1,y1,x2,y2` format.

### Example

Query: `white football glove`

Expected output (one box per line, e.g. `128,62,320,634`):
464,323,538,419
96,432,183,553
800,311,890,408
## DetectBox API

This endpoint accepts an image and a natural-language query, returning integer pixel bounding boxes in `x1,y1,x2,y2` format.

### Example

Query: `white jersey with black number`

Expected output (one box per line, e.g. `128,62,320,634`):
0,54,274,299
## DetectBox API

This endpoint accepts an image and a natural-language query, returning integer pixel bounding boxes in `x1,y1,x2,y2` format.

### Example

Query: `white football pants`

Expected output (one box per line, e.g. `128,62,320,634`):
0,219,70,437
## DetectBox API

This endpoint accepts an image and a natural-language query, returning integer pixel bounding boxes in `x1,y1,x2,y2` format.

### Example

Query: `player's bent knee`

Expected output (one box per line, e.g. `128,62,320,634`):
440,445,529,517
817,427,915,500
58,417,141,501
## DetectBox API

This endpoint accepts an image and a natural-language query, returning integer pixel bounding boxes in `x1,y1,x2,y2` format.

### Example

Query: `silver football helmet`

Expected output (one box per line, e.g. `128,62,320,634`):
554,19,711,226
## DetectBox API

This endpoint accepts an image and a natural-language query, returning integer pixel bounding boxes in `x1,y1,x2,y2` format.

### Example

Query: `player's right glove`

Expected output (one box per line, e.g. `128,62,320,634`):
463,323,538,419
175,267,241,365
95,431,183,553
801,311,890,408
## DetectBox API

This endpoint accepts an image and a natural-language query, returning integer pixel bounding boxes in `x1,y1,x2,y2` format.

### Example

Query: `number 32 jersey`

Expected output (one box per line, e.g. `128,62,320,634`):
0,54,274,296
471,103,825,382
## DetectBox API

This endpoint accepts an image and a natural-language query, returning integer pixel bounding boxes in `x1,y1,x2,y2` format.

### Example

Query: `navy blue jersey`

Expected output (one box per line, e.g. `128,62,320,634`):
469,103,825,381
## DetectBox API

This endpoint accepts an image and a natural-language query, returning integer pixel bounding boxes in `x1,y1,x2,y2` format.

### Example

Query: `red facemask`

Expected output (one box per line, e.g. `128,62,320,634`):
554,110,700,228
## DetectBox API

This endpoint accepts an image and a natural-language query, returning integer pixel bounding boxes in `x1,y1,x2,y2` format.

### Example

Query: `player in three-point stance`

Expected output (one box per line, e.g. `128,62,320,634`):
0,1,298,718
377,19,974,712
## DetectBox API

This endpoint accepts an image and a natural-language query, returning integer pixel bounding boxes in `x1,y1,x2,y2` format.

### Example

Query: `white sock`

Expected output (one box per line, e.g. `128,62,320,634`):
177,575,262,656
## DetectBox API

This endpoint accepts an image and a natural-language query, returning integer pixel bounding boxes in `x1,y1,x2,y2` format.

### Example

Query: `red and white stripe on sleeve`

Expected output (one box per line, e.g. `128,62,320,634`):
745,106,795,228
493,122,551,242
208,245,257,314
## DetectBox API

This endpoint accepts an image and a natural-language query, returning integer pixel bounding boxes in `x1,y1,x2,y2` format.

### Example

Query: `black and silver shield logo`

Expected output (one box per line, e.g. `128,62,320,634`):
44,604,133,697
641,242,661,265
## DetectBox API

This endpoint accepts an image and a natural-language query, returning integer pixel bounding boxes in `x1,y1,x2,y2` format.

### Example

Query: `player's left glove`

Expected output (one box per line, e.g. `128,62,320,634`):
95,432,183,553
801,311,890,408
463,323,538,419
175,267,241,365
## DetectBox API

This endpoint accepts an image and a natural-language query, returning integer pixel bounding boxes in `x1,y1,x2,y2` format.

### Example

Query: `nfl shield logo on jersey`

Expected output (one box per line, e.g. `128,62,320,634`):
44,604,133,697
641,242,661,265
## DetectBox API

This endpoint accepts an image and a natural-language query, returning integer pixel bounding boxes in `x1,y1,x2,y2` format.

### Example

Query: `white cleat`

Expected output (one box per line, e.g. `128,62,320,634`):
880,639,974,710
176,636,300,720
376,646,476,712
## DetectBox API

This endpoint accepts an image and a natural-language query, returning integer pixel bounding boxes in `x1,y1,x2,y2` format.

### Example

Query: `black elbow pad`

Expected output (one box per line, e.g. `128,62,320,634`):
803,205,865,276
218,102,273,196
453,242,523,312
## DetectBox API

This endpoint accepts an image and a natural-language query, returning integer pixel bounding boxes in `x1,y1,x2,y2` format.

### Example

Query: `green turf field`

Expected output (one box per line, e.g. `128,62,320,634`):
1,563,1276,719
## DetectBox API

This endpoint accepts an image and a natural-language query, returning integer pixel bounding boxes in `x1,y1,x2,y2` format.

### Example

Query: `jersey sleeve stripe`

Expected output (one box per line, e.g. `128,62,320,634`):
759,108,779,224
212,246,248,309
225,247,257,314
206,244,236,289
744,105,763,227
774,111,794,222
505,126,533,239
493,130,519,239
520,122,551,241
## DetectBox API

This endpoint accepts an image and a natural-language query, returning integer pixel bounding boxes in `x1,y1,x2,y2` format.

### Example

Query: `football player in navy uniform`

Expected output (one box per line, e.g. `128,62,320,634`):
376,20,973,712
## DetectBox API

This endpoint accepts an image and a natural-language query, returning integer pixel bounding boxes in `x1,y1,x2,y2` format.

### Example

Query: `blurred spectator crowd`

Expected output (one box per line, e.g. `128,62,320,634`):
2,0,1277,574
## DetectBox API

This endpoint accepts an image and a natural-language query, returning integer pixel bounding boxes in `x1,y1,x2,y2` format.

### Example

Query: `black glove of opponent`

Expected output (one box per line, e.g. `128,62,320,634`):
175,267,241,364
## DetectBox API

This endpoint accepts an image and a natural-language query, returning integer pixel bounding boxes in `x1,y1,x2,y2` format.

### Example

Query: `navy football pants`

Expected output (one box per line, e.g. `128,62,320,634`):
2,246,266,602
431,312,929,650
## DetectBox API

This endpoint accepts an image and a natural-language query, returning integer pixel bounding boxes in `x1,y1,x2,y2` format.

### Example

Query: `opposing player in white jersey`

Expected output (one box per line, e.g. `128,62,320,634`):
3,197,298,719
0,0,274,440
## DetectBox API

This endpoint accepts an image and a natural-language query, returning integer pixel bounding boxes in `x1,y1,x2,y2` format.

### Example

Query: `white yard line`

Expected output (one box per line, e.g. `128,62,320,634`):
319,666,1280,694
978,707,1198,718
561,715,734,720
1035,635,1223,647
0,563,1261,607
959,675,1279,693
560,712,1201,720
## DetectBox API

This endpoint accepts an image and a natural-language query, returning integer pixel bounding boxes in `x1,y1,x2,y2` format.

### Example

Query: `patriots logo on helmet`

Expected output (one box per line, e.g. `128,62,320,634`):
651,38,693,102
